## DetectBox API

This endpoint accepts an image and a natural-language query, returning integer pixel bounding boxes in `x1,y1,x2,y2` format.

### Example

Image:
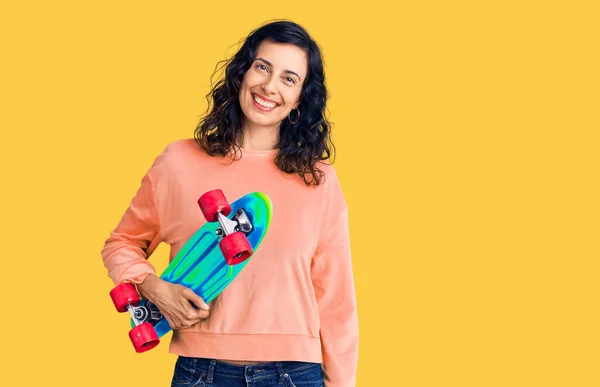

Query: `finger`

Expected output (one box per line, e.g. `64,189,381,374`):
182,288,209,310
194,309,211,320
183,306,210,321
200,309,210,319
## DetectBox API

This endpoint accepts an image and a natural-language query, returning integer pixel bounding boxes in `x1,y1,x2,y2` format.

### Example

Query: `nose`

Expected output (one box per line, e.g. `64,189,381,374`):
260,74,277,95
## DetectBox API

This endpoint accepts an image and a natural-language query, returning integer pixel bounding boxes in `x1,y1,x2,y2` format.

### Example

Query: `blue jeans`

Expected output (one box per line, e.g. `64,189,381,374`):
171,357,324,387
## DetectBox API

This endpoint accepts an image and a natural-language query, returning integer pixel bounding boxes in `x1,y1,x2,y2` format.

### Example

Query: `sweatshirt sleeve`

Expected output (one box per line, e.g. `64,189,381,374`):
101,160,164,286
311,191,359,386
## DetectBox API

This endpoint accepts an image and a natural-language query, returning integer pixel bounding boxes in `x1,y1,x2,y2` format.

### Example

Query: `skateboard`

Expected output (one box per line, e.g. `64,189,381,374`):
109,189,272,353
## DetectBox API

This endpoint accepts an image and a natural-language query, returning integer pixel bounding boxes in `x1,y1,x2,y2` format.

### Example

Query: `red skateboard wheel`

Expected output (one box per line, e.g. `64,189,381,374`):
110,283,140,313
198,189,232,222
129,322,160,353
220,231,253,265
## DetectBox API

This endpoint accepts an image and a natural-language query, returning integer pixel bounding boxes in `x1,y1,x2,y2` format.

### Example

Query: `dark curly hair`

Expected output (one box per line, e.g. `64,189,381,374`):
194,20,335,186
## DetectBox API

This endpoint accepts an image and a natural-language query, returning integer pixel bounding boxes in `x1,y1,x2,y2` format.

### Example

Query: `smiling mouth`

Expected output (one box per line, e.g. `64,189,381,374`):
252,94,278,110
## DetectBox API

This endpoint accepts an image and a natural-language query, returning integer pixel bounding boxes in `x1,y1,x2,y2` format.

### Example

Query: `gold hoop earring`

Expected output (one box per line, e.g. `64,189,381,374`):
288,108,300,124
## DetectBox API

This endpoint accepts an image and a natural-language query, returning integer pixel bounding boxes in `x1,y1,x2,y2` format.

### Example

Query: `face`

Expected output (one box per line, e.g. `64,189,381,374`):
239,40,308,131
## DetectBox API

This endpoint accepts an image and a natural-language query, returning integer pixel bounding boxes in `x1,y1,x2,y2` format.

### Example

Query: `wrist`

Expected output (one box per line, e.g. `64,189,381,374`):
137,273,159,301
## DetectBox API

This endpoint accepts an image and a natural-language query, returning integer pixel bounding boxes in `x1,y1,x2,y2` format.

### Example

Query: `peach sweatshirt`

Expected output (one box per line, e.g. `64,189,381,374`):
101,139,358,386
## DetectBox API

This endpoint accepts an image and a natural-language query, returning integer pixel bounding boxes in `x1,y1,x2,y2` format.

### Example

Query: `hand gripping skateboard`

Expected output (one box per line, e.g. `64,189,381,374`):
108,189,272,353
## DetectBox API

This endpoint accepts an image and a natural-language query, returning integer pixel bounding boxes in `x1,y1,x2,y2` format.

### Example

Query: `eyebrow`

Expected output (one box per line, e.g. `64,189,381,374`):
255,57,302,81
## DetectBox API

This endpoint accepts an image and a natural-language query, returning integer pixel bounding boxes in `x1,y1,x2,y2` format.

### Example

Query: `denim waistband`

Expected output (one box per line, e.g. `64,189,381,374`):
178,357,320,383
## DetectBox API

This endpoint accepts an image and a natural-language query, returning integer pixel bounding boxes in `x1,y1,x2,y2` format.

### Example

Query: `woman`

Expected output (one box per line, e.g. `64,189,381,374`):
102,20,358,387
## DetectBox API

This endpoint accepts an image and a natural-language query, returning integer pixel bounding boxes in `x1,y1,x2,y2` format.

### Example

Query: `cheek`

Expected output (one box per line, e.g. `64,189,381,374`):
242,71,261,89
284,89,302,107
239,74,253,94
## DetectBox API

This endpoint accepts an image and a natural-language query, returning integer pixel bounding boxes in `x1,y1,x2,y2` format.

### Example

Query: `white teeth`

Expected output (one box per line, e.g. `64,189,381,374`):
253,94,276,108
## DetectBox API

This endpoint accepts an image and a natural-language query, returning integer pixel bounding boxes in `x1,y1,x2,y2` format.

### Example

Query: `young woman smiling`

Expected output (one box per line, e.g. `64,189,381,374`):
102,20,358,387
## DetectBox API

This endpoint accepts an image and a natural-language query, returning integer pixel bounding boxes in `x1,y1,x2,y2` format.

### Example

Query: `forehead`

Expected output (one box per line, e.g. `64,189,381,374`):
255,40,308,78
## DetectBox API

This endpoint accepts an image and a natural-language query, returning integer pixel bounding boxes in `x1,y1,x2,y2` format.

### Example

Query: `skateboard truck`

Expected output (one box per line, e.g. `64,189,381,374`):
109,283,161,353
127,302,162,326
198,189,254,265
215,208,253,238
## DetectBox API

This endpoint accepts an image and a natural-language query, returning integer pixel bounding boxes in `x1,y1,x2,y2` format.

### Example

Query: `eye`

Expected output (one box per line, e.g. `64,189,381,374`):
256,64,268,72
284,76,297,85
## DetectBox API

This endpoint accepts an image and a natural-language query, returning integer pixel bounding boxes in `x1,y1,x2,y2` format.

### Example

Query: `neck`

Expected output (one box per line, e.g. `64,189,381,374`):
240,119,280,150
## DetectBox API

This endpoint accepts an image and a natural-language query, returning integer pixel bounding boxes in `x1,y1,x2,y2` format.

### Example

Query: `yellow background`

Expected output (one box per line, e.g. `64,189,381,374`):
1,1,598,386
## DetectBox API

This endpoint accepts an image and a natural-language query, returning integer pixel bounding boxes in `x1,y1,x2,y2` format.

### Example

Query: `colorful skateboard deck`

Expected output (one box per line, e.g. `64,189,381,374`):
128,191,272,339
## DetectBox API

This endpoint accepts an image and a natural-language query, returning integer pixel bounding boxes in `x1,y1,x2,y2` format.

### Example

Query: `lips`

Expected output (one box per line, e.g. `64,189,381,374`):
253,93,278,104
252,93,279,110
